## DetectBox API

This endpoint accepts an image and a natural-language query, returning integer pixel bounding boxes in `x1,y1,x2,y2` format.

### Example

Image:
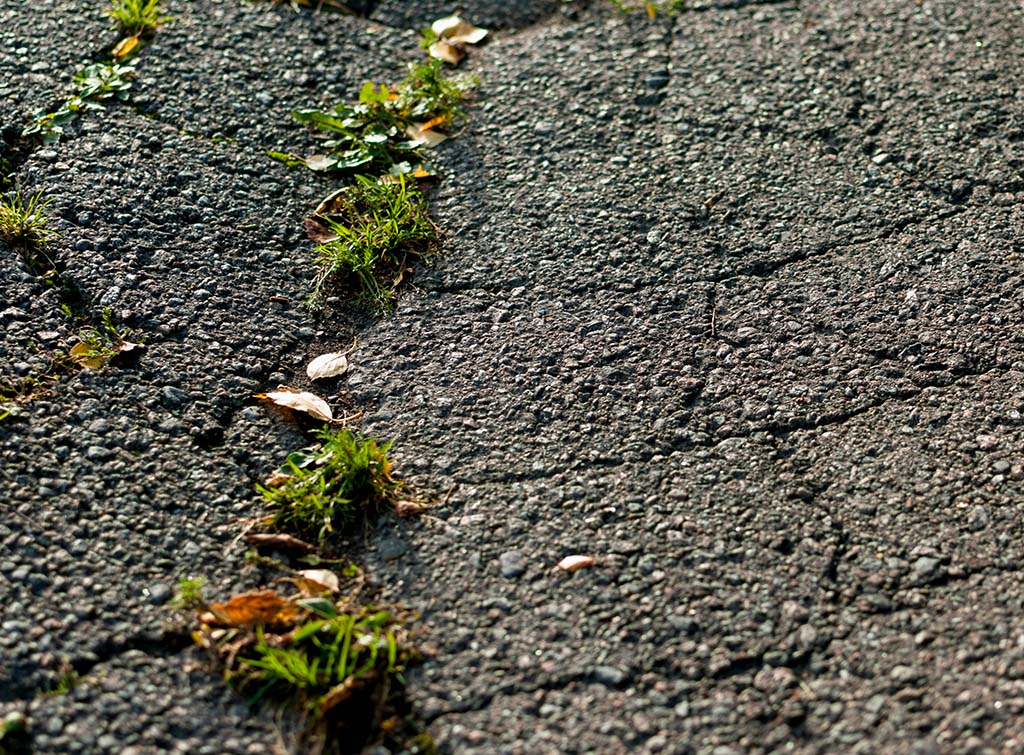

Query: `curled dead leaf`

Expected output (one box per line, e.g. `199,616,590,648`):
304,215,339,244
320,677,364,712
256,386,333,422
306,352,349,381
556,555,598,573
428,40,464,65
206,590,300,628
296,569,341,596
431,14,489,45
245,532,317,554
394,500,427,518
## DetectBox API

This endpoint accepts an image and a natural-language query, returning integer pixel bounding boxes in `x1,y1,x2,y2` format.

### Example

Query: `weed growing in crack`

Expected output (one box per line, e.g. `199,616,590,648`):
183,586,422,753
23,63,135,145
308,175,437,312
171,576,207,611
0,190,59,273
258,428,402,543
290,59,476,177
66,309,134,369
607,0,686,14
236,607,413,710
107,0,169,38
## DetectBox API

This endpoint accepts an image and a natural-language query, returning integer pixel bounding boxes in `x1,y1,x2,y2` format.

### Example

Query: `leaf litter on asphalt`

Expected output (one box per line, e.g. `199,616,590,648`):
256,386,333,422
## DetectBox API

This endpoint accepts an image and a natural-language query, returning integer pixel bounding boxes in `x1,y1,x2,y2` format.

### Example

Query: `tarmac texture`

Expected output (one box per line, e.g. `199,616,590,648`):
2,0,1024,753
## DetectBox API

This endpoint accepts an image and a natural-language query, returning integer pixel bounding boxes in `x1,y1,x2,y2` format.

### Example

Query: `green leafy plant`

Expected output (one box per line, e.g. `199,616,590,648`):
259,428,402,543
291,59,475,177
107,0,169,37
0,190,59,273
66,309,133,369
23,63,135,144
309,175,437,311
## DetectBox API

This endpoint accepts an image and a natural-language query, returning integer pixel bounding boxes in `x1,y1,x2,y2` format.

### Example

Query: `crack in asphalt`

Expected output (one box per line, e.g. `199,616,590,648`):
0,628,193,704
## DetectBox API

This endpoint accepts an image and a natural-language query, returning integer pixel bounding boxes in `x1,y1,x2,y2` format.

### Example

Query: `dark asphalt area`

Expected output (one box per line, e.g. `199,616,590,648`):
3,0,1024,752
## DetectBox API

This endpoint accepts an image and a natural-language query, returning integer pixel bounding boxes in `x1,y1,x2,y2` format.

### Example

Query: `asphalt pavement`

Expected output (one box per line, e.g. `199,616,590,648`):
2,0,1024,753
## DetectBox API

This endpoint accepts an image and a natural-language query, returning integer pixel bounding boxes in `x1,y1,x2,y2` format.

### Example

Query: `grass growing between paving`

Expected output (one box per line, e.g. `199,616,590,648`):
308,176,437,311
258,428,406,543
276,50,479,313
21,0,167,144
0,190,59,275
175,560,428,752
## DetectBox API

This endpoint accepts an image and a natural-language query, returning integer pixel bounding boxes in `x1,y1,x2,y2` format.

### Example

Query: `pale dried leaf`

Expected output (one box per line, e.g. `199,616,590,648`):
117,340,144,355
256,387,333,422
263,471,294,488
306,352,349,381
297,569,340,595
305,154,335,171
245,532,317,553
429,40,465,65
431,14,488,45
556,555,597,573
406,123,448,148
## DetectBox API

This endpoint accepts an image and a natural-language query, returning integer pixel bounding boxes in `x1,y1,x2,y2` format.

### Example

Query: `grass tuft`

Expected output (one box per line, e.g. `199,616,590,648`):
309,175,436,311
0,191,59,274
107,0,169,37
259,428,403,543
232,607,414,712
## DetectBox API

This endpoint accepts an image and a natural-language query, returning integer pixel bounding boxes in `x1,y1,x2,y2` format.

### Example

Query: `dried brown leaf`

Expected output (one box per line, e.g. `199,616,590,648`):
394,500,427,518
245,532,317,553
207,590,300,628
304,215,339,244
262,471,294,488
256,386,333,422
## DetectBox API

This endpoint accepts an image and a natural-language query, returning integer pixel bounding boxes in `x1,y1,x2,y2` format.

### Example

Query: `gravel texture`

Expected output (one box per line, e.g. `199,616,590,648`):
2,0,1024,753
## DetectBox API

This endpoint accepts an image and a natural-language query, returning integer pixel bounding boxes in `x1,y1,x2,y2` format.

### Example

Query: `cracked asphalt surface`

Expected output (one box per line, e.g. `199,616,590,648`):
2,0,1024,752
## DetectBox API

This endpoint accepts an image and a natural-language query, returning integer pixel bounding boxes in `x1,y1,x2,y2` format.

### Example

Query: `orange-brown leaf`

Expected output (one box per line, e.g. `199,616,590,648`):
207,590,300,627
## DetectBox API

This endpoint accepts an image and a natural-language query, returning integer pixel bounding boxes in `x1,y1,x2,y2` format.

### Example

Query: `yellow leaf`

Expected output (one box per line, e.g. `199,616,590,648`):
69,342,104,369
112,35,139,59
646,2,658,19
